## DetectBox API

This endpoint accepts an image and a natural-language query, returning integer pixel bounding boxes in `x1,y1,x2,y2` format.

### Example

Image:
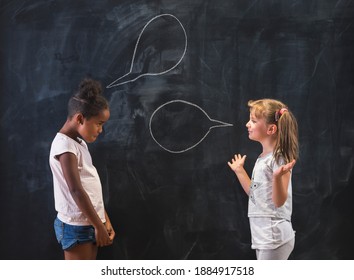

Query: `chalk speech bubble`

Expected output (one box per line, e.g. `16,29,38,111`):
107,14,187,88
149,100,233,153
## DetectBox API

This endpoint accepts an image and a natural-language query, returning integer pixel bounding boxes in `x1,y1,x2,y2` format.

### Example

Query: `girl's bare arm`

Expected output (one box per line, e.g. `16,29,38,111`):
228,154,251,195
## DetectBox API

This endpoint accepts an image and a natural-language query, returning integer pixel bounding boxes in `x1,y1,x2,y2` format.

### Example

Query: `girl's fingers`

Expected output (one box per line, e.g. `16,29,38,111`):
229,154,246,164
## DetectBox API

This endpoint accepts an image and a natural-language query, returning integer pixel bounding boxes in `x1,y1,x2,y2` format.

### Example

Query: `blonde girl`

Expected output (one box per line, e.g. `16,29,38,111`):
228,99,299,260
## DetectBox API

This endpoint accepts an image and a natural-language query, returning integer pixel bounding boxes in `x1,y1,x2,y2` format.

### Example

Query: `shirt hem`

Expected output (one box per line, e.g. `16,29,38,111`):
248,213,291,221
251,234,295,250
57,213,106,226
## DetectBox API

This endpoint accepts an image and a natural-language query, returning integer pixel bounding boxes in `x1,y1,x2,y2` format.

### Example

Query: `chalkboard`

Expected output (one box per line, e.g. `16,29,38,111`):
1,0,354,259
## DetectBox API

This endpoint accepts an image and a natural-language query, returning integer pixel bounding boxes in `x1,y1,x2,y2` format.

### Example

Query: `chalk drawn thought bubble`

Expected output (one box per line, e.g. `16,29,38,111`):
107,14,187,88
149,100,233,153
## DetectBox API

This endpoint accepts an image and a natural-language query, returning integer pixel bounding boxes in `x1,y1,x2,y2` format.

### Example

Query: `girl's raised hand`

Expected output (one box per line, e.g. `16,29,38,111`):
273,159,296,178
228,154,247,173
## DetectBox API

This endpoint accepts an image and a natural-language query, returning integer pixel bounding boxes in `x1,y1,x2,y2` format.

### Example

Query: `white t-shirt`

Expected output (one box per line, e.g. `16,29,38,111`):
49,133,106,225
248,153,295,249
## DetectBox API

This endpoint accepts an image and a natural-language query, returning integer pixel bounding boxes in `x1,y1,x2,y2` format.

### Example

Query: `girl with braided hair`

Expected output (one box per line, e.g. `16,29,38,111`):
49,78,115,259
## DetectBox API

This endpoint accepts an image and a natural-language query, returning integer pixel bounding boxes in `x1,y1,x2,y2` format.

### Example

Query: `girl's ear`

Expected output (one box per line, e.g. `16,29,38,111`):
74,113,84,125
267,124,277,135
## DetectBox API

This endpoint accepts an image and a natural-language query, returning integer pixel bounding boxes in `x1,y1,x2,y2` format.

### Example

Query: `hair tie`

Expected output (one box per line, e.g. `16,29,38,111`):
275,108,288,122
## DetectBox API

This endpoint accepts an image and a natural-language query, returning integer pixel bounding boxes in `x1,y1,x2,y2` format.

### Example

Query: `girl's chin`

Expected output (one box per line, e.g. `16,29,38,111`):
84,136,97,143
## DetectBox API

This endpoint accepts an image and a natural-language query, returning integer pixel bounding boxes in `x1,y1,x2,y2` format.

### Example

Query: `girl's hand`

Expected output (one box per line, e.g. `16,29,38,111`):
228,154,251,195
95,224,113,247
105,221,116,242
273,160,296,178
228,154,247,173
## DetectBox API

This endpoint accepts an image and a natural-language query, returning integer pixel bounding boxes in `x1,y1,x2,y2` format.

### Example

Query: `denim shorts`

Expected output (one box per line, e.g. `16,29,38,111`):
54,217,96,250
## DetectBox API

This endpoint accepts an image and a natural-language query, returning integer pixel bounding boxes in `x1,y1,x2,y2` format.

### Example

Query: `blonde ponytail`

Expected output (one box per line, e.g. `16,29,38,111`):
275,109,299,163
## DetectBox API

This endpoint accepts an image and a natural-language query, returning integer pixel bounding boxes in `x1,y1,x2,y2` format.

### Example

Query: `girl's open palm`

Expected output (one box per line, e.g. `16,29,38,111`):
273,160,296,178
228,154,247,172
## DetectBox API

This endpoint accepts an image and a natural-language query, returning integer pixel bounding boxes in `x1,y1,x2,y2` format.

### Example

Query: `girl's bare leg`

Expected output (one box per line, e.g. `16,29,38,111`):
64,242,98,260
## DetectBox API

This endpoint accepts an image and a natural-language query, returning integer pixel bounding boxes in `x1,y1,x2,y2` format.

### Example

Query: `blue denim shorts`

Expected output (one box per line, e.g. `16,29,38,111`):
54,217,96,250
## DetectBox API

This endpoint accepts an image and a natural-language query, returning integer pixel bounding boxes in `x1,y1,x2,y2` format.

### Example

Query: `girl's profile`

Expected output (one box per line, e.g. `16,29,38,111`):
228,98,299,260
49,78,115,260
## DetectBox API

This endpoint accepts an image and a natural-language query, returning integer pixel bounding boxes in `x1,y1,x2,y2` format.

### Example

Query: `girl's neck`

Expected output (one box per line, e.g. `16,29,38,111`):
260,137,276,157
259,148,273,158
59,120,81,143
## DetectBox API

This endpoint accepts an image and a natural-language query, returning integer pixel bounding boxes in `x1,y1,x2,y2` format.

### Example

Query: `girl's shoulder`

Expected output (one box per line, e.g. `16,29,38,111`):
270,152,286,168
257,152,285,169
52,133,87,152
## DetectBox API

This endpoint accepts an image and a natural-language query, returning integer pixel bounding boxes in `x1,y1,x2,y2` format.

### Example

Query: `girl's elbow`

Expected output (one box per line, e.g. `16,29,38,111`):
272,196,287,208
274,201,285,208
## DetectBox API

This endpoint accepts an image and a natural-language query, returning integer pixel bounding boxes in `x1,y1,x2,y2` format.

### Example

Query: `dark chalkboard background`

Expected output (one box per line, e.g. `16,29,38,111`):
1,0,354,259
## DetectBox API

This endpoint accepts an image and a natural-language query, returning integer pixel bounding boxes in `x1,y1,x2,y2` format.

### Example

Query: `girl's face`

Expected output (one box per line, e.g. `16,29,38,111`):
246,111,269,142
78,108,110,143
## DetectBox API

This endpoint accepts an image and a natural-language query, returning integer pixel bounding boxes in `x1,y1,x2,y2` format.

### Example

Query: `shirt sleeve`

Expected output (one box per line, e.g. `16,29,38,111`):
51,136,78,161
271,155,286,171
